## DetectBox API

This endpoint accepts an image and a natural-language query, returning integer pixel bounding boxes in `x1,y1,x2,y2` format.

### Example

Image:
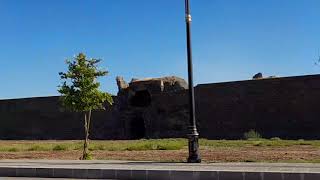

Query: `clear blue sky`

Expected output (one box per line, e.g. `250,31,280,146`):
1,0,320,99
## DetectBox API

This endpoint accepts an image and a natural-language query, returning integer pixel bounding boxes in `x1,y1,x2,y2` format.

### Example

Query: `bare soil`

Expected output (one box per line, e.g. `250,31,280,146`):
0,146,319,163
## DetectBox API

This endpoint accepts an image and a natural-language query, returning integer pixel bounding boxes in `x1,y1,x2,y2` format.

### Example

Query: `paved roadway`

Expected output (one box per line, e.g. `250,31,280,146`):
2,159,320,172
0,178,95,180
1,178,111,180
0,160,320,179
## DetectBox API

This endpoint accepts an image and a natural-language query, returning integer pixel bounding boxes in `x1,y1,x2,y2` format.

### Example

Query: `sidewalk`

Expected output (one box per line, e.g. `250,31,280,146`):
0,160,319,179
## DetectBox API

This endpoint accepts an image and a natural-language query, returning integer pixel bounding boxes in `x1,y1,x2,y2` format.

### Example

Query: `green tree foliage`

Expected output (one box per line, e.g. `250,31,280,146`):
58,53,113,159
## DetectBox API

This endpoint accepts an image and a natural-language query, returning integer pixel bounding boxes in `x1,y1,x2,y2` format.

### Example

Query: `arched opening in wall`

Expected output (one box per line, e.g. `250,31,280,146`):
130,116,146,139
130,90,151,107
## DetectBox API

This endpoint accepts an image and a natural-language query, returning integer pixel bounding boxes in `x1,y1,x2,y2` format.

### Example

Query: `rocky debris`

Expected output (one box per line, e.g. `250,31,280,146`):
252,73,263,79
114,76,189,139
131,78,139,82
116,76,188,94
252,73,277,80
267,76,277,78
116,76,129,92
129,76,188,93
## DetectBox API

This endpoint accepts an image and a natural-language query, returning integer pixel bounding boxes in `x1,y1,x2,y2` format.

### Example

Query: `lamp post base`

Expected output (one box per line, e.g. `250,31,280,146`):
187,130,201,163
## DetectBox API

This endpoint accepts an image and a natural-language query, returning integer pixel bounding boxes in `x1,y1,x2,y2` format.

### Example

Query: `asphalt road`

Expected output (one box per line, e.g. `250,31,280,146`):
0,178,107,180
1,160,320,179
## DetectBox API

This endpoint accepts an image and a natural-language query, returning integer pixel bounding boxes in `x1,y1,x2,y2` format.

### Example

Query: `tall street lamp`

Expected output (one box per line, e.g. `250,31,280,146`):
185,0,201,163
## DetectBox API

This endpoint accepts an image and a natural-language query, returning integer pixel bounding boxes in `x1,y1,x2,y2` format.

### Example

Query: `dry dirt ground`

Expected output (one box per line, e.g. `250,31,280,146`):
0,146,319,163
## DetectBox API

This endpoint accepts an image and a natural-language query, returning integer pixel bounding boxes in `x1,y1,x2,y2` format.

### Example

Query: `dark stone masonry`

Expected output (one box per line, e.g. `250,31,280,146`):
1,74,320,140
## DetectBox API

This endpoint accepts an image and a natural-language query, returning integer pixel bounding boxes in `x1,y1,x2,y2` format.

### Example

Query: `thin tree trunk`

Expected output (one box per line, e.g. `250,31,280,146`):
82,111,89,159
87,109,92,134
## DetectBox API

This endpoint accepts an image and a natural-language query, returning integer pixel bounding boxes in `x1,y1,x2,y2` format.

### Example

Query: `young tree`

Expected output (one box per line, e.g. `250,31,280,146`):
58,53,113,159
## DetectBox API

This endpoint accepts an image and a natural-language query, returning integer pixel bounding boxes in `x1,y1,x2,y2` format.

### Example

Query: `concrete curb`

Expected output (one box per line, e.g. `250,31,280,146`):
1,167,320,180
1,160,320,179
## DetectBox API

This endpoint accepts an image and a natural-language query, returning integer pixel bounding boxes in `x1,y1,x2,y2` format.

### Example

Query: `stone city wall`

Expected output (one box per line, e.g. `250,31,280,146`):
0,74,320,139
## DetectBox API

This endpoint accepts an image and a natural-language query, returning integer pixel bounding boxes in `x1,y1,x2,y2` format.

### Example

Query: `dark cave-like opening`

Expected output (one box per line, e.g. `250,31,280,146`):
130,90,151,107
130,116,146,139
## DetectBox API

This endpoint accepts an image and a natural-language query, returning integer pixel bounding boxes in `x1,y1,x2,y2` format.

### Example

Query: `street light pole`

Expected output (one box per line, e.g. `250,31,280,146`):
185,0,201,163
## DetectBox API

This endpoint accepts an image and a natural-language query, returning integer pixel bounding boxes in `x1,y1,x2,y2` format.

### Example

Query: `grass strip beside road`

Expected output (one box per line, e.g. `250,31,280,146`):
0,138,319,152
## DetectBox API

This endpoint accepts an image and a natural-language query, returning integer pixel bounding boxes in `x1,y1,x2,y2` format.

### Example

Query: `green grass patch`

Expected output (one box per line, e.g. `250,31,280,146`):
199,138,320,148
270,137,281,141
8,148,19,152
27,145,50,151
52,145,68,151
90,139,186,151
0,138,320,153
82,152,93,160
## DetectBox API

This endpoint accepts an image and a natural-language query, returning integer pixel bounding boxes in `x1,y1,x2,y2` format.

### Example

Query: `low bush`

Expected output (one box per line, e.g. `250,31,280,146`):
27,145,48,151
89,144,108,151
125,140,184,151
244,130,262,140
82,152,93,160
53,145,68,151
297,139,311,145
253,141,263,146
270,137,281,141
8,148,18,152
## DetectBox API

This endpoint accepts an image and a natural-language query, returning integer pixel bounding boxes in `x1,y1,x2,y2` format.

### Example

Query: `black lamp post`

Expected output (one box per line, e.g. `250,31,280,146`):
185,0,201,163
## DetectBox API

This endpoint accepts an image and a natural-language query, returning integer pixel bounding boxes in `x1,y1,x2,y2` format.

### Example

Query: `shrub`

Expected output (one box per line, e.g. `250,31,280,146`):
271,137,281,141
125,141,184,151
82,152,93,160
96,145,106,150
73,144,83,150
157,143,182,150
244,130,262,140
253,141,263,146
8,148,18,152
299,142,311,145
89,145,107,151
297,139,311,145
27,145,48,151
53,145,67,151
